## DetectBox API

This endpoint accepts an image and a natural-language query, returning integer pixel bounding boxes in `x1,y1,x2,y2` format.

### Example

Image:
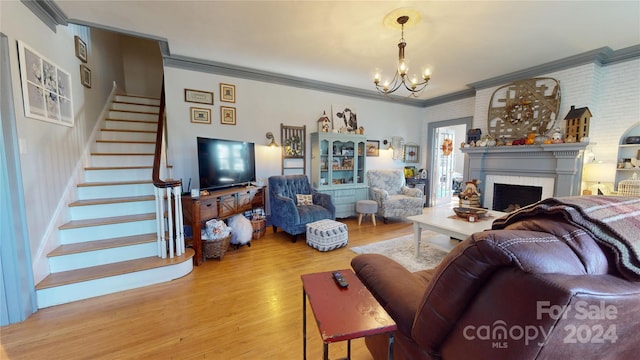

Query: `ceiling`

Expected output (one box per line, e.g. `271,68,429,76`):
55,1,640,100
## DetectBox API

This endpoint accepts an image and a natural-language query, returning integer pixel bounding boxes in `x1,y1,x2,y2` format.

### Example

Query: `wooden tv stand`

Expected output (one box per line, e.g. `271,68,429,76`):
182,186,265,265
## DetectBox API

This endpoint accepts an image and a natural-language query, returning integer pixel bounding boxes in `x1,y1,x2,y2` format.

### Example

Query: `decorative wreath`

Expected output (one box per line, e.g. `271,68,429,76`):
441,138,453,156
285,135,304,157
503,98,534,125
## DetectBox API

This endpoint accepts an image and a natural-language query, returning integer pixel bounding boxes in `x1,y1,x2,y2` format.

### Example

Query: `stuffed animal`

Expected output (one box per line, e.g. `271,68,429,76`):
228,214,253,248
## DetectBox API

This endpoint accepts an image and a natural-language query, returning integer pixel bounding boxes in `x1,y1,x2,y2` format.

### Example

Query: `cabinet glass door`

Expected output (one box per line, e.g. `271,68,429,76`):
356,140,365,184
331,140,355,185
319,138,330,187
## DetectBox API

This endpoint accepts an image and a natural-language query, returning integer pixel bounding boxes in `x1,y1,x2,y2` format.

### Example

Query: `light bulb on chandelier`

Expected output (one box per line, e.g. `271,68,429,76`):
374,14,432,97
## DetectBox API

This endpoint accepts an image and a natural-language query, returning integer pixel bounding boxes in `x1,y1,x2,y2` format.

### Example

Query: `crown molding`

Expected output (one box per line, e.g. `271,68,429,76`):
468,45,640,91
21,0,67,31
164,54,426,107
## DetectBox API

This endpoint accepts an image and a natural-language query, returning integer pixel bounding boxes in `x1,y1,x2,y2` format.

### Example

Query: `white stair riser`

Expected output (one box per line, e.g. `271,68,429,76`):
60,219,157,244
77,183,154,199
99,130,156,142
104,120,157,132
108,110,157,121
69,200,156,220
37,260,192,308
115,96,160,106
90,154,154,167
84,168,152,182
111,103,159,113
93,141,156,154
49,242,157,272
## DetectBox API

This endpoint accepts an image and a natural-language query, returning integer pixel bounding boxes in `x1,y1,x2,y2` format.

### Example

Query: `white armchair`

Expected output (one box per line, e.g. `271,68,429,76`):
367,169,424,223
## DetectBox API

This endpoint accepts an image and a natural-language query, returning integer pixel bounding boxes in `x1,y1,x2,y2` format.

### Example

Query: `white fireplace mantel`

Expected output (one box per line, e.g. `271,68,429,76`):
460,143,589,202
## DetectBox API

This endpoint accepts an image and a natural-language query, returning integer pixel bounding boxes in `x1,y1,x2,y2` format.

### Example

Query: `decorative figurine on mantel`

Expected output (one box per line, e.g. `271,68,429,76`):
564,105,592,143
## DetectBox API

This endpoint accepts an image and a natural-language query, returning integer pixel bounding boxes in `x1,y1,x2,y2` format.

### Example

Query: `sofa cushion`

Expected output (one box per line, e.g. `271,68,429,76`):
296,193,313,206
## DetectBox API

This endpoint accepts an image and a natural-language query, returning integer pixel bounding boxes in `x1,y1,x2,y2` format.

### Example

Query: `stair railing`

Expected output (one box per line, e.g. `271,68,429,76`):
152,81,184,259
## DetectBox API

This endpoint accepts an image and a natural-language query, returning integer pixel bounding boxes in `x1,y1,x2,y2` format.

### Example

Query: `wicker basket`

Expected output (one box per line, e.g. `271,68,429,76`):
251,219,266,240
202,234,231,260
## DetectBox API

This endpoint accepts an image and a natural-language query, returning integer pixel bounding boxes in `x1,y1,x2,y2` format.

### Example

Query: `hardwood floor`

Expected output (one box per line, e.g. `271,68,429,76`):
1,217,416,360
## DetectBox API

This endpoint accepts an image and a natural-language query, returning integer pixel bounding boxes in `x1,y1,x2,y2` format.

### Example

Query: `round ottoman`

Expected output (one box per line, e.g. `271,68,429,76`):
356,200,378,226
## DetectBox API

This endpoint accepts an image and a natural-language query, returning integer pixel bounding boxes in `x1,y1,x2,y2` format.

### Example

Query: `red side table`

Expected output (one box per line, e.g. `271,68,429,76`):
301,269,397,359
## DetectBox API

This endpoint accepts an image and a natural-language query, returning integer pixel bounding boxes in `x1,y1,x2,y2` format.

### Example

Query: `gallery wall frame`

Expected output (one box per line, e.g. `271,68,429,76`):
366,140,380,157
190,107,211,124
220,83,236,103
184,88,214,105
17,40,74,127
80,64,91,88
74,35,87,63
220,106,236,125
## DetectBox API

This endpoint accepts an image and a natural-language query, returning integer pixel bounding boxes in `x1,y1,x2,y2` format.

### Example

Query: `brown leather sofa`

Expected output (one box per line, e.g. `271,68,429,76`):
352,196,640,359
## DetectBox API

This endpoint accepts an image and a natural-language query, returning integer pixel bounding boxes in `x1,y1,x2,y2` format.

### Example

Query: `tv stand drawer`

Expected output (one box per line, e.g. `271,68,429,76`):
219,195,237,217
199,198,218,220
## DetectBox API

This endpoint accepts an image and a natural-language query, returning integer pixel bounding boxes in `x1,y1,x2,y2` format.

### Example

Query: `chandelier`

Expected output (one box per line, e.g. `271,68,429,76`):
373,15,432,97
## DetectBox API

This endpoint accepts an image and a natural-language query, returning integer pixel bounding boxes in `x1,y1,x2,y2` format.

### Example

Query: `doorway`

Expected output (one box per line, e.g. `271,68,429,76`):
426,117,472,207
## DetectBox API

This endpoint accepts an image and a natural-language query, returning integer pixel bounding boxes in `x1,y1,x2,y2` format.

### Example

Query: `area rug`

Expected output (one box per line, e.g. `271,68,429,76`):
350,231,451,272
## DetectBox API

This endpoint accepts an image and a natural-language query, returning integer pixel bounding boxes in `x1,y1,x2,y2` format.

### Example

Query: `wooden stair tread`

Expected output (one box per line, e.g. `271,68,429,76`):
96,139,156,144
113,100,160,107
100,128,156,133
78,180,152,187
115,94,160,100
109,109,159,115
49,233,157,256
90,152,154,156
69,195,155,207
104,118,158,124
59,213,156,229
36,249,194,289
85,166,153,170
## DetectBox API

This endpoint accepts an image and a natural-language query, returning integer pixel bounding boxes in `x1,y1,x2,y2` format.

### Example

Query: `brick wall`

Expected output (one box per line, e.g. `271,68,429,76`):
426,59,640,164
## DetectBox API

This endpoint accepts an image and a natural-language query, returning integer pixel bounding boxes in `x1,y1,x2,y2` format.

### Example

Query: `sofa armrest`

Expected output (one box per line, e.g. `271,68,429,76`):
370,187,389,202
270,193,300,224
352,254,434,336
312,190,336,219
402,186,422,198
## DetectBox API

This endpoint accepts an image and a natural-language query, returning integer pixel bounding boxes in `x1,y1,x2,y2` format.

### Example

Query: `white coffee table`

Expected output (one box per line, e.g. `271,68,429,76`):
407,206,507,259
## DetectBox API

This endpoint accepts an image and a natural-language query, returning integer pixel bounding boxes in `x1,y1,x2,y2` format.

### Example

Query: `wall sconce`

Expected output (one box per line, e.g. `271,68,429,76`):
384,136,405,160
265,132,279,147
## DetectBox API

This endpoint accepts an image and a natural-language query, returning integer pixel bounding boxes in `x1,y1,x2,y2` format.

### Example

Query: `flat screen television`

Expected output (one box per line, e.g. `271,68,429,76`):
197,137,256,190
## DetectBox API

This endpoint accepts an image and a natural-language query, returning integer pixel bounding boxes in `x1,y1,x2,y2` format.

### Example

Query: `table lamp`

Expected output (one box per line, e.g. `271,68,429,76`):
582,161,616,195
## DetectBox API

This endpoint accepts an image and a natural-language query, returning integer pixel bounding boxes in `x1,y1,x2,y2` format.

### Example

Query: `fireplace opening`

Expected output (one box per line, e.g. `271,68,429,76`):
493,183,543,212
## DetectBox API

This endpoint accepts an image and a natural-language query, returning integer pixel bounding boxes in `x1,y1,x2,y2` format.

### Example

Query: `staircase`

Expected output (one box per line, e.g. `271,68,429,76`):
35,94,193,308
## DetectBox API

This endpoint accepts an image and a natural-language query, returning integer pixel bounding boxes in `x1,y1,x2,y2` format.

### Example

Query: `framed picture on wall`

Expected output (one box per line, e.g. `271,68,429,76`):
190,107,211,124
80,64,91,88
366,140,379,157
220,106,236,125
220,83,236,103
17,40,74,127
74,36,87,63
184,88,214,105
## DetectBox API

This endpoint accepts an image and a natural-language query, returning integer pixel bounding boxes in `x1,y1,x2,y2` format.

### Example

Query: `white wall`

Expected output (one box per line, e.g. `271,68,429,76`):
122,36,163,97
163,66,424,190
1,1,127,282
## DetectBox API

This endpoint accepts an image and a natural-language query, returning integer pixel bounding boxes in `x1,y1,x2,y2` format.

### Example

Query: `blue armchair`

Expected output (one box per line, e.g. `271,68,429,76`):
268,175,335,242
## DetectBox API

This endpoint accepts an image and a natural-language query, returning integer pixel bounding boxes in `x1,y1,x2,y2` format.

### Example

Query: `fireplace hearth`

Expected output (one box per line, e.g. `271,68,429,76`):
460,143,588,209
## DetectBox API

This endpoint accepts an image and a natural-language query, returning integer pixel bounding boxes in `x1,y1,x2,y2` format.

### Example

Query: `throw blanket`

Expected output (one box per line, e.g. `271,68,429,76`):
492,196,640,281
